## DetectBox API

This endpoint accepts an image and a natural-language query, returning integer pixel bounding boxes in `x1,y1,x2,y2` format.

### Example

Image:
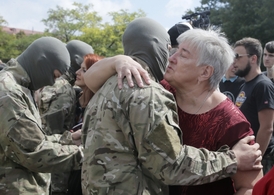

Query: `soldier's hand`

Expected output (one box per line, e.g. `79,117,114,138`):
232,135,263,171
71,129,82,146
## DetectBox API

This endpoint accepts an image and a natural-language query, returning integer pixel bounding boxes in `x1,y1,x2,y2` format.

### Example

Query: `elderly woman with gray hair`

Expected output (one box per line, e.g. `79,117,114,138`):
160,28,263,195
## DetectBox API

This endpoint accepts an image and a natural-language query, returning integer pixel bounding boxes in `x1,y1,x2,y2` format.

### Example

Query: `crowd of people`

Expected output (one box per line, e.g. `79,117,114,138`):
0,16,273,195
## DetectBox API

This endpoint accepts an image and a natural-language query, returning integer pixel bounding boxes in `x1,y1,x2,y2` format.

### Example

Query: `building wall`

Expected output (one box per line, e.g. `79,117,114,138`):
1,26,43,35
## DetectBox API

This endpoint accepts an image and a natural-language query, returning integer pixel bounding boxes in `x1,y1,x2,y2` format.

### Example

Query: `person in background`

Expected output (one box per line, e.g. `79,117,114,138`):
35,73,76,136
81,17,262,195
219,63,245,103
168,21,193,56
72,53,103,127
66,40,95,125
233,37,274,174
36,40,94,135
263,41,274,83
35,40,94,195
67,53,104,195
0,37,83,195
168,21,193,47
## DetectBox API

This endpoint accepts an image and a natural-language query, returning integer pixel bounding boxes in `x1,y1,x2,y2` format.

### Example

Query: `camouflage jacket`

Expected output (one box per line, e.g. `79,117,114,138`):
36,76,76,135
35,75,76,193
81,75,237,195
0,60,82,195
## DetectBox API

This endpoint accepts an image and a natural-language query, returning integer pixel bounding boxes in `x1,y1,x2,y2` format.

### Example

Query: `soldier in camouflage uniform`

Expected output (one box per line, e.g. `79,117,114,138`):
35,40,94,195
36,76,76,135
35,75,77,195
0,37,83,195
36,40,94,136
80,18,262,195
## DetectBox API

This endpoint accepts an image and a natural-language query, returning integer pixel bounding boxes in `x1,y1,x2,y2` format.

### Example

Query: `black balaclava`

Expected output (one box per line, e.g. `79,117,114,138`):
122,17,170,82
17,37,70,90
66,40,94,76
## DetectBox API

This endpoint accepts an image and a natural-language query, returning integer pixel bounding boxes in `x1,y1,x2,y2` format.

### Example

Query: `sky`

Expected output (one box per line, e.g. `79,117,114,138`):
0,0,201,32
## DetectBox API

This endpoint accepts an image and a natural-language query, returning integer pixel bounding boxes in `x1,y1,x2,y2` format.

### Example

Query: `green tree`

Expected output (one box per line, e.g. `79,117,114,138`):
10,34,45,57
0,15,8,26
1,4,146,61
197,0,274,46
219,0,263,44
42,2,102,42
255,0,274,45
190,0,274,70
198,0,226,26
79,9,146,57
0,31,14,62
0,30,45,62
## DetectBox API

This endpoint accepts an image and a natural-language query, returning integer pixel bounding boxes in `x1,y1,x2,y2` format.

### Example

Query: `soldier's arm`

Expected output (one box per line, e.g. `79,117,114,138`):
127,87,261,185
39,79,76,135
84,55,150,92
0,94,82,173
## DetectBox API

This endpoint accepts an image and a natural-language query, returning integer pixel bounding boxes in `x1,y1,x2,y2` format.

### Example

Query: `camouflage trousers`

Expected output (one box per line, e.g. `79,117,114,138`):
51,193,67,195
262,148,274,175
50,172,70,195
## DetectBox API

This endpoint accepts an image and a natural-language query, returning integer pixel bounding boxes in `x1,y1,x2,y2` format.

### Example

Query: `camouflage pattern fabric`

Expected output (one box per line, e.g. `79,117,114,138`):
36,76,76,193
49,171,70,194
81,75,237,195
0,60,83,195
37,76,76,135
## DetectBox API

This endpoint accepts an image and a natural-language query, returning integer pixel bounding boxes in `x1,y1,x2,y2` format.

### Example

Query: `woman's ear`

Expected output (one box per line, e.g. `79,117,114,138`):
199,65,213,81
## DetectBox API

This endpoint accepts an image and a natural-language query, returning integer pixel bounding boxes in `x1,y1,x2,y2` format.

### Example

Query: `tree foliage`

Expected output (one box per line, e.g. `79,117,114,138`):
0,30,44,62
196,0,274,46
0,14,46,62
42,2,102,42
0,4,146,61
0,15,8,26
78,9,146,57
0,31,14,62
2,1,273,62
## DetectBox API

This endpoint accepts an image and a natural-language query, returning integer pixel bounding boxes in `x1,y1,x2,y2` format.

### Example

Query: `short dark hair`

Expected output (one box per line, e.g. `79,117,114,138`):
168,22,192,47
234,37,262,65
265,41,274,53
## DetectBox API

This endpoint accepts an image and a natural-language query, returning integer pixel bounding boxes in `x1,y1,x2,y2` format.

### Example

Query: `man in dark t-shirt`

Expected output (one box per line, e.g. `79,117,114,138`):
219,64,245,103
233,37,274,174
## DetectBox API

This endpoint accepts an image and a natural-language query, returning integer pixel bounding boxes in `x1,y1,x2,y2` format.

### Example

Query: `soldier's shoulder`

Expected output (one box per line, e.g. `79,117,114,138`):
42,78,73,95
0,71,22,94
